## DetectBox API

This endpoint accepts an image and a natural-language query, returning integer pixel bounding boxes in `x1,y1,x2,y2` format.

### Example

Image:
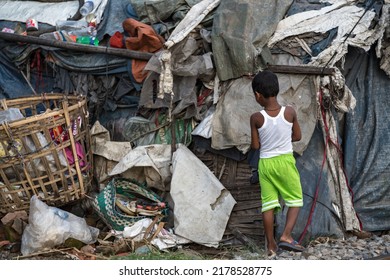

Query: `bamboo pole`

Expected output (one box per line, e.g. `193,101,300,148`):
0,32,153,61
62,99,85,196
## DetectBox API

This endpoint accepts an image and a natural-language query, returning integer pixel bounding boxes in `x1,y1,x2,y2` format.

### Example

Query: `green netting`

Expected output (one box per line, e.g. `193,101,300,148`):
92,177,167,231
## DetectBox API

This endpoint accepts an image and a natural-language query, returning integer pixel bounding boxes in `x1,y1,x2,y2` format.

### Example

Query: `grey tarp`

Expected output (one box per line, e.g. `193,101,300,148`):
0,51,35,98
211,0,293,81
343,46,390,232
210,54,318,156
128,0,208,24
140,35,214,119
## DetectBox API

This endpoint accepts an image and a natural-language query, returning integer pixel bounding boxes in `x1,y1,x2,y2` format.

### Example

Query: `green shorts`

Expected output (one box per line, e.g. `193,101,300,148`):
258,153,303,213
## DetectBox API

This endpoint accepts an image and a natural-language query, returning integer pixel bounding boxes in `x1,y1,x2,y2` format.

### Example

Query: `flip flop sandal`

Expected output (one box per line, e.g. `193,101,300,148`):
278,240,305,252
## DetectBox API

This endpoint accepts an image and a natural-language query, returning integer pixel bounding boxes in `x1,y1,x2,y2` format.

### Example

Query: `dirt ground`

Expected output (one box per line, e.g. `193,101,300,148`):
0,240,261,260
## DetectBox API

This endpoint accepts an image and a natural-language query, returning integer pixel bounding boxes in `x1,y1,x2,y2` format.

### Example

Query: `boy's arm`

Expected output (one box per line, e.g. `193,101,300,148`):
250,112,262,150
290,107,302,142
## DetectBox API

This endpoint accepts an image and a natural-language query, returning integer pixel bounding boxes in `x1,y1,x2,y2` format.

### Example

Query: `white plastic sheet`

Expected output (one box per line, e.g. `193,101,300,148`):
21,195,99,255
91,121,133,183
164,0,221,49
0,0,108,26
210,77,262,154
170,144,236,247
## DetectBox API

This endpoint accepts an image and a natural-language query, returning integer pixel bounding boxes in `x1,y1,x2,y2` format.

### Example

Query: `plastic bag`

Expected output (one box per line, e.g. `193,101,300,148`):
21,195,99,255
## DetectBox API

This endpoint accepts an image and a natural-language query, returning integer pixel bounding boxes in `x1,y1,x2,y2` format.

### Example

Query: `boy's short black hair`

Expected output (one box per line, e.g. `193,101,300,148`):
251,70,279,98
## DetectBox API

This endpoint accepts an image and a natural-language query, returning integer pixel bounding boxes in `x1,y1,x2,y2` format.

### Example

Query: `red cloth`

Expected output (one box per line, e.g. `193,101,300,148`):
122,18,164,83
109,31,124,48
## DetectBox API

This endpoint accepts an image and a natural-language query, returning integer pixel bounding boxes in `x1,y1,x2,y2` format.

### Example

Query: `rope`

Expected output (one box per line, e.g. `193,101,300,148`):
298,89,328,243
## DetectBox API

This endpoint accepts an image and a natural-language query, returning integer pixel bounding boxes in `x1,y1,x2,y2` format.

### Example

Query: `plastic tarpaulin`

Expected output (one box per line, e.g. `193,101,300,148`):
211,77,262,154
211,61,317,156
268,0,388,68
211,0,293,81
343,47,390,232
0,51,34,98
109,144,173,191
170,144,236,247
0,0,108,26
277,46,390,240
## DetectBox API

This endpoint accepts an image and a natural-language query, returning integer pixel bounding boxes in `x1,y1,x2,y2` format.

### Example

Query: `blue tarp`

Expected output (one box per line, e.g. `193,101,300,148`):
276,126,345,242
276,46,390,242
344,46,390,232
0,51,34,98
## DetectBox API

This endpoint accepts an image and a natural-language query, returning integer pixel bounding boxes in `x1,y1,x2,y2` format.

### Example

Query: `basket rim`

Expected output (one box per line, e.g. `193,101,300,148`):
0,94,87,129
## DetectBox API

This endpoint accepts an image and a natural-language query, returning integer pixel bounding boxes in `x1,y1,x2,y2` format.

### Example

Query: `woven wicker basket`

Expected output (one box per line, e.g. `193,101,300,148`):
0,94,93,214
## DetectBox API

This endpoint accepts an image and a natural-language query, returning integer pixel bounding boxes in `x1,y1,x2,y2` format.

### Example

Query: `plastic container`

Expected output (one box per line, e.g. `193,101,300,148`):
87,25,97,37
76,36,99,46
26,19,38,31
68,28,90,37
79,1,94,17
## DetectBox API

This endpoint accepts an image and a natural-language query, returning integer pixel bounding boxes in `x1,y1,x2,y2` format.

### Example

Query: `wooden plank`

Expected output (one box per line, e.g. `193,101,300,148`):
229,216,262,224
267,64,335,75
232,200,262,211
228,226,263,254
228,223,263,230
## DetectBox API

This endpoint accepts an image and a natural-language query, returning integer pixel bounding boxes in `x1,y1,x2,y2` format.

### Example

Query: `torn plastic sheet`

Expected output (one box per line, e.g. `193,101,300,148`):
211,77,262,154
91,121,133,183
164,0,221,49
91,121,132,162
109,144,172,191
141,37,214,113
191,106,215,139
170,144,236,247
268,1,368,46
211,0,292,81
268,1,388,67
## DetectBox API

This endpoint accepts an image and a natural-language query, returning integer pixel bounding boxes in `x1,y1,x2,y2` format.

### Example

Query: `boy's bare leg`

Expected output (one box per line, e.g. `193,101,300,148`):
262,209,278,253
280,207,300,243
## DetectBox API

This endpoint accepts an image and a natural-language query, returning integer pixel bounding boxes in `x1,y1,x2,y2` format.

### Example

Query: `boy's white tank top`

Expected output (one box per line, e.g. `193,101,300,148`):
258,106,293,159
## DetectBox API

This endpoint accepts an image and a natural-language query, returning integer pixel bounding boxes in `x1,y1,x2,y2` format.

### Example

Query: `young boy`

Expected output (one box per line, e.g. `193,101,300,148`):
249,70,304,257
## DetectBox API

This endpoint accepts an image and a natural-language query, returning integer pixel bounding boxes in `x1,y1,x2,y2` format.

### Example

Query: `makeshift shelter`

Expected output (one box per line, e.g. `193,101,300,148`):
1,0,390,251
